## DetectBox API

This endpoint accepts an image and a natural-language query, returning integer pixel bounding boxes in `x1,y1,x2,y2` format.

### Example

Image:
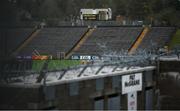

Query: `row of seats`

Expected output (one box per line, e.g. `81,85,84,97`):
75,27,143,55
0,28,34,55
1,27,175,58
19,27,88,57
138,27,176,51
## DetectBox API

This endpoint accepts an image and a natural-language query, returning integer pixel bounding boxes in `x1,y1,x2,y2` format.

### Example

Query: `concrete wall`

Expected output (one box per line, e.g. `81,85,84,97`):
159,61,180,109
160,61,180,73
0,86,43,109
0,69,157,110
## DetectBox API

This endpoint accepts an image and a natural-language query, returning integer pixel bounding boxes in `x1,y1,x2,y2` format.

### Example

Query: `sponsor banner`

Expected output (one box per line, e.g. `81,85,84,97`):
122,73,142,94
16,55,32,60
71,55,80,60
91,56,99,60
80,55,91,60
128,92,137,111
71,55,100,60
32,55,48,60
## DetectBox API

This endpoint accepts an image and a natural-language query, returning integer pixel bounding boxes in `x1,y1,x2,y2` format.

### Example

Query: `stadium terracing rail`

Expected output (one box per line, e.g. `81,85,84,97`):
128,27,149,54
65,28,95,59
12,28,41,56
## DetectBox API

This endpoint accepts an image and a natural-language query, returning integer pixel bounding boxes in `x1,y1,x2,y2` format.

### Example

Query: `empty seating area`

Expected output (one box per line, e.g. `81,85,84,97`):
138,27,176,51
19,27,88,57
75,27,143,55
6,28,34,54
0,28,33,58
1,26,176,59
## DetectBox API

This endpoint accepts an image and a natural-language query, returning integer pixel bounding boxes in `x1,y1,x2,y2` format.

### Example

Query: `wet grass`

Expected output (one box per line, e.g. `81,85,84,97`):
32,60,81,72
48,60,81,71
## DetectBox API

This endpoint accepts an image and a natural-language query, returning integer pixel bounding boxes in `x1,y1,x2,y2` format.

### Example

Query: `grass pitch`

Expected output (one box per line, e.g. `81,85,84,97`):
32,60,81,72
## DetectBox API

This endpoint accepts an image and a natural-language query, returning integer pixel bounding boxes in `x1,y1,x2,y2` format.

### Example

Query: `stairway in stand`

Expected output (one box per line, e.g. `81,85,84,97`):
128,27,149,54
65,28,95,59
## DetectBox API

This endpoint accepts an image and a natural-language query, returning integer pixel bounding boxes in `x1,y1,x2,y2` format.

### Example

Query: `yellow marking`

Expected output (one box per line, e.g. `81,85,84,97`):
13,29,41,55
65,28,95,59
128,27,149,55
